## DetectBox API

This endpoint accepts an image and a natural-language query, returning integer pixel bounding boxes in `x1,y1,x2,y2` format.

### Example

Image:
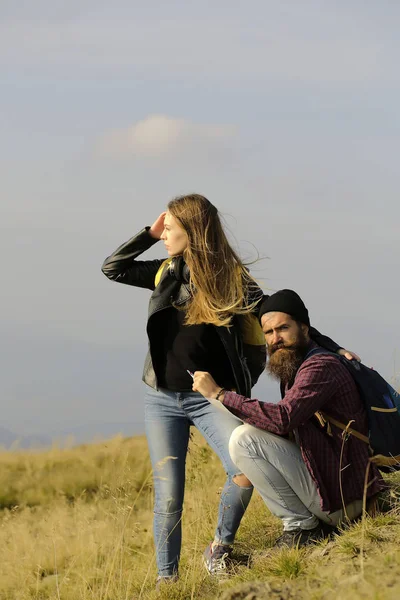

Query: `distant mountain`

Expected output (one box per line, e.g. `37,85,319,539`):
48,422,144,446
0,426,52,449
0,422,144,450
0,426,17,447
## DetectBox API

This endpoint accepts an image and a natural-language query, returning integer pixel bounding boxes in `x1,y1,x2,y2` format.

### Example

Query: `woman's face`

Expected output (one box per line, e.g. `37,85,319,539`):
161,211,188,256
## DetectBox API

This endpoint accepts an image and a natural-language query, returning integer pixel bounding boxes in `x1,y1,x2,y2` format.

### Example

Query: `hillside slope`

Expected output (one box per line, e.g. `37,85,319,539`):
0,432,399,600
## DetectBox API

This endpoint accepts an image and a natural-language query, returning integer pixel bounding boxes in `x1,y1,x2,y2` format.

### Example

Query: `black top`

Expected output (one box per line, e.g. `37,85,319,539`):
154,308,236,392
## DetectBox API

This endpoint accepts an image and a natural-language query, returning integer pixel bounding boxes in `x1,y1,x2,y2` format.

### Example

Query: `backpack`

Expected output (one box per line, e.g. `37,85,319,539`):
306,347,400,472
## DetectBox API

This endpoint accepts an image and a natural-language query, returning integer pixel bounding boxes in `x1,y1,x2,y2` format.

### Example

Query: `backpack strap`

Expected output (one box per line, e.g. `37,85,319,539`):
305,349,370,445
291,347,379,449
304,346,337,361
369,453,400,467
316,411,400,466
315,411,370,444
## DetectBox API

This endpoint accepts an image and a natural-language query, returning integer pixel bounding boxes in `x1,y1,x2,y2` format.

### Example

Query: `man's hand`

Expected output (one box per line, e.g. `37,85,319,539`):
192,371,222,399
149,212,166,239
338,348,361,362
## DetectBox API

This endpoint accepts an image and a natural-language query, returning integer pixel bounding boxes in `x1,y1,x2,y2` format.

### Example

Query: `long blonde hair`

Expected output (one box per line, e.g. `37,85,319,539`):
168,194,259,327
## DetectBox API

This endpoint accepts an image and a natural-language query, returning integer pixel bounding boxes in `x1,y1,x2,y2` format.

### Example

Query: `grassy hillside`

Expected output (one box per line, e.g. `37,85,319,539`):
1,432,400,600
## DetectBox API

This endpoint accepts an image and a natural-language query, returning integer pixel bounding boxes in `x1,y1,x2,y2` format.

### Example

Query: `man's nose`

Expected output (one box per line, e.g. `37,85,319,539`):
272,331,282,345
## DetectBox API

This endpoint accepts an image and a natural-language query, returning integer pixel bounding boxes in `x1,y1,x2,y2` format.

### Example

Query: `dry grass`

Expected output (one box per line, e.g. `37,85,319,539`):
0,431,400,600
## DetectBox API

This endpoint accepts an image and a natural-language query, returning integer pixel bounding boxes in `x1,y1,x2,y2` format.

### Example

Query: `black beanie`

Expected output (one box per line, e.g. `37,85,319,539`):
258,290,310,326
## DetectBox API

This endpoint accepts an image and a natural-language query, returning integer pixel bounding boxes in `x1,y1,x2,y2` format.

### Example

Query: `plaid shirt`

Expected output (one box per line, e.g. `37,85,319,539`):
223,342,385,512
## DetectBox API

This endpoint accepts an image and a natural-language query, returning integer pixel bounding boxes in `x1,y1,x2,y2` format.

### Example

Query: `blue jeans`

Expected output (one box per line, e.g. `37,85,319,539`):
144,387,253,577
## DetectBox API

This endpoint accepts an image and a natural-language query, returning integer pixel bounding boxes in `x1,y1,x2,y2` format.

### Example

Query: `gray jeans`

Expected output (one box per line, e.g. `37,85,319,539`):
229,424,362,531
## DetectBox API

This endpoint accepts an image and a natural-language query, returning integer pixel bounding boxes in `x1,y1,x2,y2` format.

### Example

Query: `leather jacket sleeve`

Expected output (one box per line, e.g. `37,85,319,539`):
101,227,166,291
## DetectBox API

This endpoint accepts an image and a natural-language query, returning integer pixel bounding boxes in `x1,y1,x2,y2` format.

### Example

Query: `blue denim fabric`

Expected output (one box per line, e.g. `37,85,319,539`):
144,387,253,577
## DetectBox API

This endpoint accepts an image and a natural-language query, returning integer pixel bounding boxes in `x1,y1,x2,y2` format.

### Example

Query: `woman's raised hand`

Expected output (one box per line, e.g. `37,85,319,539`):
149,212,167,239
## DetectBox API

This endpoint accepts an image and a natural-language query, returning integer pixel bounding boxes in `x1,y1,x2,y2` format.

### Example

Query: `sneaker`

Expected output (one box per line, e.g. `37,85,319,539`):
274,523,325,548
203,542,232,576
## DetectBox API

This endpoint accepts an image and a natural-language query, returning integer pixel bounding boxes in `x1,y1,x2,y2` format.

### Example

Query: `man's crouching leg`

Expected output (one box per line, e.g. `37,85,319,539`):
229,424,362,547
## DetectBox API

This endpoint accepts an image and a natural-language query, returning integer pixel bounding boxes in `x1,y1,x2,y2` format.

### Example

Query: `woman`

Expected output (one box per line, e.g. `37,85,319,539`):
101,194,344,582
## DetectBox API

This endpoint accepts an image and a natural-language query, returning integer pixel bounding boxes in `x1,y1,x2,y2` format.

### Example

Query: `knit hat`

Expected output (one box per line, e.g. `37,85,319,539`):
258,290,310,326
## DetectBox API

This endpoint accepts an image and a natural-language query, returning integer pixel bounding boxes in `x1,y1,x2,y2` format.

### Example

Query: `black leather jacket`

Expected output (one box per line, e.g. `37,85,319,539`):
102,227,267,396
102,228,341,397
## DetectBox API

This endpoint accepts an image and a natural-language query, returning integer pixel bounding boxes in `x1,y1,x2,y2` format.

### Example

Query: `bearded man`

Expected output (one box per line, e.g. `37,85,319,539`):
193,290,385,547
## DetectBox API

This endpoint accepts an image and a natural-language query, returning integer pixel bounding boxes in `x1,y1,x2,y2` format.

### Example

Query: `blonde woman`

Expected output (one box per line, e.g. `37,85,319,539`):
102,194,341,583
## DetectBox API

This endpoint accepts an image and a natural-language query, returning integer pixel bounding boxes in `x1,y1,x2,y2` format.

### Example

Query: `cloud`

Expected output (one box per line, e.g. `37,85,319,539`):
94,114,236,159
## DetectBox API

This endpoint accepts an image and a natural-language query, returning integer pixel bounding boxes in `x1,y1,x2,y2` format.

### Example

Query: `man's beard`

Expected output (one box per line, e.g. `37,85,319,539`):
266,331,309,386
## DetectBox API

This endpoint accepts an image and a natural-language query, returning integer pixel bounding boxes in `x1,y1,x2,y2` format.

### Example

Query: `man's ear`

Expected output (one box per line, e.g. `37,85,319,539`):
300,324,310,337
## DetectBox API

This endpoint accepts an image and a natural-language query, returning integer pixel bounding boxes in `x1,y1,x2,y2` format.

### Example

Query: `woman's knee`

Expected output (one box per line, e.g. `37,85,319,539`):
153,474,184,515
232,473,253,487
154,492,183,515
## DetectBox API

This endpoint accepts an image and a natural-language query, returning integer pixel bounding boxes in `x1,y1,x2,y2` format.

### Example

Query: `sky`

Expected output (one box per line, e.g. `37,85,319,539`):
1,1,399,441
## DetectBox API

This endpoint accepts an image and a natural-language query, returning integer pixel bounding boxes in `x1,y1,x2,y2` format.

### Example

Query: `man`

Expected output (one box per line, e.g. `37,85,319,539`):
193,290,385,547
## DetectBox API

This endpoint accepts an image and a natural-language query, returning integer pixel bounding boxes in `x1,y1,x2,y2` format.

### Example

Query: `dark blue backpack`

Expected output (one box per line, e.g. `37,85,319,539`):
306,348,400,472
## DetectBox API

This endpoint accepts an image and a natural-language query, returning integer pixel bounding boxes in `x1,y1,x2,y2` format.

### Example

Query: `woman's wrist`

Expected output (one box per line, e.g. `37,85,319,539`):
147,226,161,240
